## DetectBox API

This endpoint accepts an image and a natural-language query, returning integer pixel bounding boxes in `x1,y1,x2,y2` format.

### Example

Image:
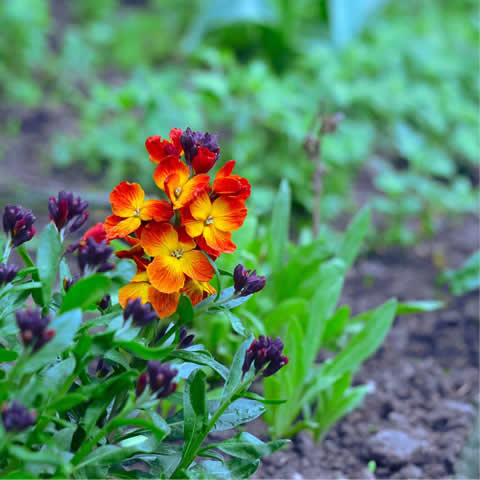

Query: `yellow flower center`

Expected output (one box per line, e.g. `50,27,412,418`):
171,248,184,259
174,186,182,198
204,215,214,226
134,207,141,217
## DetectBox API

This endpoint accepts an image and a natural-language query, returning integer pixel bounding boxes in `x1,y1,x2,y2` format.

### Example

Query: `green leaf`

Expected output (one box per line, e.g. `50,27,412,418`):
269,179,291,271
224,310,249,337
8,446,63,466
324,299,397,378
110,413,170,442
23,309,82,373
168,349,229,380
48,393,88,411
0,349,18,362
41,356,76,394
37,222,63,305
182,369,208,462
338,206,371,268
439,251,480,295
221,337,253,403
322,305,350,345
75,445,137,469
60,274,111,312
187,458,259,479
114,341,174,361
213,398,265,431
212,432,288,462
177,294,194,324
396,300,444,315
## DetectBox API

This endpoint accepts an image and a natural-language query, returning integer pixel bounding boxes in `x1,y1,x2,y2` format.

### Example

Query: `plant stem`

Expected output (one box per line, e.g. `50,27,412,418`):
312,137,324,238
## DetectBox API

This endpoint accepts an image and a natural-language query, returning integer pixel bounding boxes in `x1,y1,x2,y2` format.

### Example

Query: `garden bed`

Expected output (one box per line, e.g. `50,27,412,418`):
253,215,478,479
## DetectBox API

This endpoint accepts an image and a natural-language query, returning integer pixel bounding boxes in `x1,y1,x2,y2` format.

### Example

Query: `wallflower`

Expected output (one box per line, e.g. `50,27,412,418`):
104,181,173,240
141,223,214,293
181,278,216,306
145,128,182,164
153,158,210,210
212,160,251,201
181,190,247,254
118,266,180,319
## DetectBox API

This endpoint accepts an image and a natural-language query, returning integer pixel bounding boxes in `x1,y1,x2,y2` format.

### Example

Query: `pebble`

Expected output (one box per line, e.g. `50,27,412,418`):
392,464,423,479
367,429,428,467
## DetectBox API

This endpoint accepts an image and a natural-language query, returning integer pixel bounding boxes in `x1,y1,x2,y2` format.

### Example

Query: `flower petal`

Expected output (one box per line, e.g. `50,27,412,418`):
169,174,210,210
211,196,247,232
145,135,179,164
181,278,216,306
215,160,236,179
140,199,174,222
147,256,185,293
196,235,221,259
153,157,189,191
104,215,141,240
148,288,180,318
181,207,205,238
189,189,211,221
119,281,150,307
176,226,196,252
110,181,145,217
181,250,215,282
213,161,250,201
169,128,183,154
192,146,216,174
203,225,236,253
141,222,178,257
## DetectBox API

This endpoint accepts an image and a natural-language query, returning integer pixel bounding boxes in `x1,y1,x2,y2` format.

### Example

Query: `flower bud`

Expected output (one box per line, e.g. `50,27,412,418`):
1,401,36,432
77,237,114,275
0,263,18,286
98,294,111,311
177,327,195,349
16,309,55,352
48,191,89,233
241,336,288,379
63,275,79,292
2,205,36,247
233,264,266,297
147,361,178,399
180,127,220,173
136,372,148,397
124,298,157,327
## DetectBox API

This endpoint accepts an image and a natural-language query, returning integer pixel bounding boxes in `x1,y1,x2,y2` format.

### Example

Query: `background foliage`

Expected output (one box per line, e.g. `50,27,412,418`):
1,0,478,243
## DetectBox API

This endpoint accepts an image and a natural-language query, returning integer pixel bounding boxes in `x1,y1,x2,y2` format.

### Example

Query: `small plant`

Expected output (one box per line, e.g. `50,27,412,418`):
0,128,289,478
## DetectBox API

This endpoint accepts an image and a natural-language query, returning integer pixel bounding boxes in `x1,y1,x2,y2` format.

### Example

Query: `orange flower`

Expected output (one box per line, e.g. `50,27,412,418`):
212,160,251,202
145,128,182,164
153,157,210,210
141,223,214,293
118,267,180,319
181,278,216,306
104,182,173,240
181,190,247,254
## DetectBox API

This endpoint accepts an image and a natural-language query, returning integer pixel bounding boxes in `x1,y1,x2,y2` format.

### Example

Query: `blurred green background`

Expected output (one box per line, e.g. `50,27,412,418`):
0,0,478,244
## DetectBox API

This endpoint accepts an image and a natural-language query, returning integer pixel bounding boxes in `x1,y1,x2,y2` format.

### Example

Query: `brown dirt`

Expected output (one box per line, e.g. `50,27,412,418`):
253,215,479,479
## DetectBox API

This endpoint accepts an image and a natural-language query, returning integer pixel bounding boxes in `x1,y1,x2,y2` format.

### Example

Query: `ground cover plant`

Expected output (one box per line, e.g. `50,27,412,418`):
0,128,292,478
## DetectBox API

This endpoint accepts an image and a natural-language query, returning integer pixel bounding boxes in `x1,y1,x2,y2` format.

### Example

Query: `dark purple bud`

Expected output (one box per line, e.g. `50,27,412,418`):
146,361,178,399
48,191,89,233
180,127,220,168
98,294,111,311
2,205,36,247
177,327,195,349
1,401,36,432
124,298,157,327
63,275,79,292
0,263,18,286
136,372,147,397
88,357,112,377
233,264,266,297
321,112,345,135
241,336,288,379
16,309,55,352
77,237,114,275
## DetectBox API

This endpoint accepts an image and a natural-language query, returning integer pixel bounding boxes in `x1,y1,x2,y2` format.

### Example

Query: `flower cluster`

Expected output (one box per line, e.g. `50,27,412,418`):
3,205,36,248
0,263,18,287
48,191,89,234
1,401,36,432
136,361,178,399
242,336,289,379
105,127,251,318
16,309,55,352
233,264,266,297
